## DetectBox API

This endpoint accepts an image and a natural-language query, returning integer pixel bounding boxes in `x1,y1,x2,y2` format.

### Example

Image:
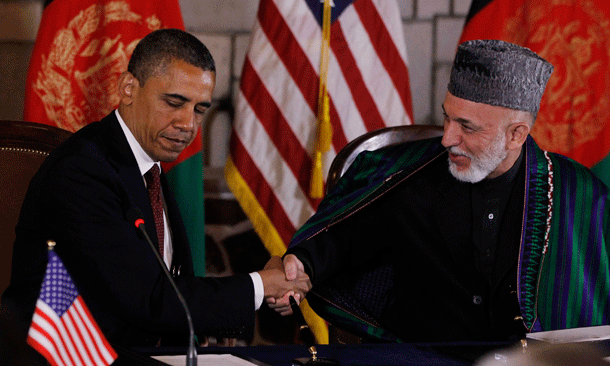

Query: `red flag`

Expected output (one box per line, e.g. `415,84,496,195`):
225,0,412,342
28,249,117,366
24,0,184,131
459,0,610,186
24,0,207,275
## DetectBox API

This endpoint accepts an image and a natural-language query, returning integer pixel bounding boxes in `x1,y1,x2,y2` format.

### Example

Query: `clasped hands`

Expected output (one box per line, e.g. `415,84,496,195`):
258,254,310,316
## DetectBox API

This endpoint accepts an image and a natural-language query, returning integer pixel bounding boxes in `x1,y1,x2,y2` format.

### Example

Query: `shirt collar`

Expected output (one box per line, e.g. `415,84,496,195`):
115,110,159,176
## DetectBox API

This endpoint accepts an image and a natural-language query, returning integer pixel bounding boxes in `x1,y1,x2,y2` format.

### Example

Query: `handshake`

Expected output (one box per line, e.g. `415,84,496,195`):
258,255,311,316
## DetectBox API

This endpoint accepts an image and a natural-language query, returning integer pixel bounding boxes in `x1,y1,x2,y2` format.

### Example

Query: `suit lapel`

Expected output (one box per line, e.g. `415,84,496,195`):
97,113,159,247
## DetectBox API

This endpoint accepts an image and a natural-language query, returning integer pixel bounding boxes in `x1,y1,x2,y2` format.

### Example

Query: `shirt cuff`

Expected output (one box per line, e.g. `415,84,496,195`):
249,272,264,310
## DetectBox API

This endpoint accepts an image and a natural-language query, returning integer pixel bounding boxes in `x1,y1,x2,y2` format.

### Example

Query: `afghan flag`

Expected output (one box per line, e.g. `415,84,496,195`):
459,0,610,187
23,0,207,275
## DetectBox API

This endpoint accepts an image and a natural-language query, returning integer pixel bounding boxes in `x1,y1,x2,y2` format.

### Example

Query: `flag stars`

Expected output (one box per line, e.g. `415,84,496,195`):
40,252,79,316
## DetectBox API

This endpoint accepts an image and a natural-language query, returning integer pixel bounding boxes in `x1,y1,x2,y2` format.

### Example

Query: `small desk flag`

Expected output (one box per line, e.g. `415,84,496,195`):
27,247,117,366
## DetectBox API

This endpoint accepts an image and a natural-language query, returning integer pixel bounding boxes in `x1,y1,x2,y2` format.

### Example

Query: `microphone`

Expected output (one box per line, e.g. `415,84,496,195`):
126,208,197,366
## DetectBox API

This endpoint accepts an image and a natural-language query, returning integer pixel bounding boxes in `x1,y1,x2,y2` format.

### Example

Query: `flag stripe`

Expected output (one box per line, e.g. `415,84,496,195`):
62,310,92,366
230,133,297,245
74,297,117,362
232,99,316,231
258,0,349,149
258,0,319,114
273,0,357,148
336,14,393,131
464,0,494,22
28,328,65,366
29,325,68,366
68,307,100,366
353,0,413,119
165,154,207,277
234,74,318,229
225,157,288,257
246,19,318,152
241,59,317,208
50,308,85,366
331,20,385,132
71,298,110,364
30,303,77,366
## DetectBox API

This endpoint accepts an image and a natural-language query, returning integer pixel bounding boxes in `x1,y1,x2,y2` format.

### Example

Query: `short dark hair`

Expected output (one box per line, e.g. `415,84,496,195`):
127,28,215,85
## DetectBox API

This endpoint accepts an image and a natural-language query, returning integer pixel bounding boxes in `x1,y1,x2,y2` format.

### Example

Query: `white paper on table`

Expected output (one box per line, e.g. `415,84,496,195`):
526,325,610,343
152,354,263,366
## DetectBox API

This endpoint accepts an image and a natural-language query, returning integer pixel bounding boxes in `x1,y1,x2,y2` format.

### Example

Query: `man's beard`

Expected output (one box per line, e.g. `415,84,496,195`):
447,131,508,183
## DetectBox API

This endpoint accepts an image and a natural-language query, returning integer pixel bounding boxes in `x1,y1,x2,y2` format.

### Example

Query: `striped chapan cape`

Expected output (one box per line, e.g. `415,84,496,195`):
291,136,610,339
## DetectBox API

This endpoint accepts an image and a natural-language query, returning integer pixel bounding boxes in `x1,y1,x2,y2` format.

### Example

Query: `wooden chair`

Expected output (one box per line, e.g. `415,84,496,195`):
0,121,72,297
311,125,444,343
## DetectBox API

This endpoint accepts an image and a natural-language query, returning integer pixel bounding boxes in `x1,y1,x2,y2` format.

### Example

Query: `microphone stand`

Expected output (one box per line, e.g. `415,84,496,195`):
132,217,197,366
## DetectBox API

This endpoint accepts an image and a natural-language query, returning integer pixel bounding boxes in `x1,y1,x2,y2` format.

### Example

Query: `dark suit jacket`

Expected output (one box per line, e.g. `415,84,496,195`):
2,112,254,346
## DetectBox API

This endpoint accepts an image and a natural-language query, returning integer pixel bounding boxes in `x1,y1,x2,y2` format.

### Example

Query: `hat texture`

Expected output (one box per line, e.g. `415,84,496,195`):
448,39,554,114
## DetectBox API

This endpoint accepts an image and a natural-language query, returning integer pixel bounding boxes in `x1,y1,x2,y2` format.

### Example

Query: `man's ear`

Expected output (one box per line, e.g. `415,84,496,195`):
506,121,530,150
118,72,137,105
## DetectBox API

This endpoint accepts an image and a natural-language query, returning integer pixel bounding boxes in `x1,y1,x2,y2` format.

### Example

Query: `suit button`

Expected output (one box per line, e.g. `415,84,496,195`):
473,295,482,305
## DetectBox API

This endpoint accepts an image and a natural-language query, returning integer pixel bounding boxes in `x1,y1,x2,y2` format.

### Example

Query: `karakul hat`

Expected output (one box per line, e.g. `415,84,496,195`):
448,39,554,114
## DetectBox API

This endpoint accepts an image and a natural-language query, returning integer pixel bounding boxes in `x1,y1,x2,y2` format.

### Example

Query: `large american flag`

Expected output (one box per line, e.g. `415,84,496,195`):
27,249,117,366
225,0,412,342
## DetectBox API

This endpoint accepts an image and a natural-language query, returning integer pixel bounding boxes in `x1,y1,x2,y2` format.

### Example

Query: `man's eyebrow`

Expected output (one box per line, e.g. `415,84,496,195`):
164,93,189,102
441,105,471,125
455,117,472,125
164,93,211,108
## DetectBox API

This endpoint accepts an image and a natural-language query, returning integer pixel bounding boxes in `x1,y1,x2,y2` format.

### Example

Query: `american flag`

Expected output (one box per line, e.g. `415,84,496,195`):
225,0,412,342
27,249,117,366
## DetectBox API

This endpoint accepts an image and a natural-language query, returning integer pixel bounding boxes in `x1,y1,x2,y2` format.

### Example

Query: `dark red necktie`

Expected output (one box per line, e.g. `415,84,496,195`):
144,164,164,256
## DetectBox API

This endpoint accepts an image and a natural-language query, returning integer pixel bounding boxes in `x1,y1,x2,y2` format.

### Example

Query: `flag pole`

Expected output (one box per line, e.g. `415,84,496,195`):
310,0,333,199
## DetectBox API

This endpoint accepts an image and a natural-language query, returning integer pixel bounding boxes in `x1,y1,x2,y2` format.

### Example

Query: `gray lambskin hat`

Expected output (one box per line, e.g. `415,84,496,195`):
448,39,554,114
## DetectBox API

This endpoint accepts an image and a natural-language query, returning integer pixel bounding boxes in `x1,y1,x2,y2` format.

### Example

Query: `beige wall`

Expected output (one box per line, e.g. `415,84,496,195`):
0,0,469,167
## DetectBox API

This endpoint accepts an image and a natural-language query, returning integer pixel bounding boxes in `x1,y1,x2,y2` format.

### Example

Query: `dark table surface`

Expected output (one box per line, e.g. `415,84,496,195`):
130,341,516,366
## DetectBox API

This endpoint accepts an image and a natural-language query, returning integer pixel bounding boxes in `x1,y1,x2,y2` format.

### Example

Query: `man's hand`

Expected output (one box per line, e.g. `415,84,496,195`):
259,255,311,316
283,254,306,281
